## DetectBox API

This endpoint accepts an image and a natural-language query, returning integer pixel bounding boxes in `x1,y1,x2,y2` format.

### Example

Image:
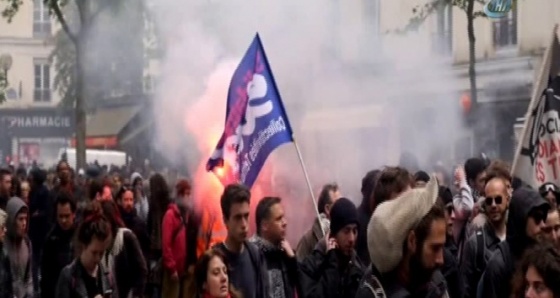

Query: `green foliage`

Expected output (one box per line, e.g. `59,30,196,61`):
395,0,487,34
1,0,147,107
0,0,22,22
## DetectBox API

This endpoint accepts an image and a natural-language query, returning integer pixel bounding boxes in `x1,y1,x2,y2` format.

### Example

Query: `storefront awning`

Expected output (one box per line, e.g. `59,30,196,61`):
70,136,118,148
86,106,142,137
119,121,152,145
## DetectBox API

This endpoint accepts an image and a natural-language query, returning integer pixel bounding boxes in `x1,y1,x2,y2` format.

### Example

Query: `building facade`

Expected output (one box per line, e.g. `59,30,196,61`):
374,0,560,161
0,0,58,107
0,0,72,165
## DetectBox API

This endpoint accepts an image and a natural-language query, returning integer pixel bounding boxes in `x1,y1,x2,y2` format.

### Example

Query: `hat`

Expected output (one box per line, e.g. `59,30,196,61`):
0,209,6,228
414,171,430,183
367,174,439,274
329,198,359,235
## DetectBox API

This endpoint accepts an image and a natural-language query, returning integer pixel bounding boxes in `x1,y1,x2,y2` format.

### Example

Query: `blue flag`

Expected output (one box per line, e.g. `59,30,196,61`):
206,33,294,188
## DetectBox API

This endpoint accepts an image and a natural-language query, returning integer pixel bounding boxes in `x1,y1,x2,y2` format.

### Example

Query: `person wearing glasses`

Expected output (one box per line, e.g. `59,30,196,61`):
460,175,509,298
539,182,560,210
480,187,550,298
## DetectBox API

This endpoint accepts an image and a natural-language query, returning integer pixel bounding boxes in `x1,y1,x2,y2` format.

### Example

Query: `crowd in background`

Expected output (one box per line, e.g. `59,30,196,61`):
0,156,558,298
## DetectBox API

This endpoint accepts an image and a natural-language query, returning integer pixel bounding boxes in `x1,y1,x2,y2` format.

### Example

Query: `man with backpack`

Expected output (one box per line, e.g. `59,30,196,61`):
480,187,549,298
460,175,508,298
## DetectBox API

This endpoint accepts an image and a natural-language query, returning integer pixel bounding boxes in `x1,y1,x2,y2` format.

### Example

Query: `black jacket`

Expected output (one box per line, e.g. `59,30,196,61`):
29,184,51,248
102,228,148,298
41,224,75,298
119,205,150,261
442,247,463,298
460,221,501,298
355,266,448,298
0,243,13,298
299,240,364,298
55,259,114,298
481,187,549,298
357,201,372,266
213,241,269,298
250,236,301,297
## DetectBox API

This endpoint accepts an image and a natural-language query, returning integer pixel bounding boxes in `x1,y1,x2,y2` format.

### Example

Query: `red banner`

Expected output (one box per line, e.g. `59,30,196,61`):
71,136,118,148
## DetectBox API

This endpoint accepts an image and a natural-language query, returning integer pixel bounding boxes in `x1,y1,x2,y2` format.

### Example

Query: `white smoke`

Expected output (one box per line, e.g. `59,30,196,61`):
149,0,468,242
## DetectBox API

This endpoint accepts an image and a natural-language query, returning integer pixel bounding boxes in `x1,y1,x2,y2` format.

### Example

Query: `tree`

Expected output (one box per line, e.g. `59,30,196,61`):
0,72,6,103
1,0,143,169
51,1,146,108
404,0,487,110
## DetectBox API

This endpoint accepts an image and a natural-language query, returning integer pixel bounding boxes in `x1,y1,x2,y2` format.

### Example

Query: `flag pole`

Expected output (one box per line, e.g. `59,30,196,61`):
292,138,326,237
254,33,326,237
511,24,558,174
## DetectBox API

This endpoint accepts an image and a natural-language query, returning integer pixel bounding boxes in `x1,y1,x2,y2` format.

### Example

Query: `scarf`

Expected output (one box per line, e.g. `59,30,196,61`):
250,235,288,298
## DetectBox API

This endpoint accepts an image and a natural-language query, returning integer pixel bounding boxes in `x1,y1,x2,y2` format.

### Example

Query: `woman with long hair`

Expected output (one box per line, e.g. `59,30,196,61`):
55,201,115,298
187,249,241,298
99,200,148,298
146,173,172,296
511,243,560,298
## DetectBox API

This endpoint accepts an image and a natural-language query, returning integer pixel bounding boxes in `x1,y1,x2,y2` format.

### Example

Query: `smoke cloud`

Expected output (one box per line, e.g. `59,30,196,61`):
149,0,468,243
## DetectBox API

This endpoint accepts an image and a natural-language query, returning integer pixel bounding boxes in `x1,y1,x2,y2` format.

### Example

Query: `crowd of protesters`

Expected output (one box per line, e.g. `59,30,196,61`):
0,156,559,298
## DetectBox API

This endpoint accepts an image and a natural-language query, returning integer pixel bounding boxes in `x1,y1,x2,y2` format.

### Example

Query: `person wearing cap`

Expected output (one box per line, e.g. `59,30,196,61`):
539,182,560,210
0,208,14,298
480,187,550,298
299,197,364,298
355,175,449,298
414,171,430,188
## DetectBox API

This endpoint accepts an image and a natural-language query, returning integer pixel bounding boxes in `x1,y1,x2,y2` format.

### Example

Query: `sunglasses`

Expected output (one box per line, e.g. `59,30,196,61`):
543,184,557,193
529,209,547,224
485,196,503,206
445,205,454,215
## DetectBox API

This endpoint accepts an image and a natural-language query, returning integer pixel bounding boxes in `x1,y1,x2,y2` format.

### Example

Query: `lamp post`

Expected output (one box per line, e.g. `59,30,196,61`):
0,54,13,86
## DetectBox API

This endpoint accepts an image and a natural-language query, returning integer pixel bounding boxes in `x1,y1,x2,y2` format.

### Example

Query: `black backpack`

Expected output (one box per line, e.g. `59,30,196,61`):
472,228,487,275
358,266,388,298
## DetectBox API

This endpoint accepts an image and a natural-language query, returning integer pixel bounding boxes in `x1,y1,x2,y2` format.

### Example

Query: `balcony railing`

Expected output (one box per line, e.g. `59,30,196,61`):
493,18,517,49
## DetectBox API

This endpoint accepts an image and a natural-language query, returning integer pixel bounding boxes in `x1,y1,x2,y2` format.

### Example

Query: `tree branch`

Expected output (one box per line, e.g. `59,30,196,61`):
88,0,112,24
48,0,77,43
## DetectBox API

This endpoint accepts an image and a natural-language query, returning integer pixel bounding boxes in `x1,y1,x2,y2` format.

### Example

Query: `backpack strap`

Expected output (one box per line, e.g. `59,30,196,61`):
172,205,187,241
474,228,486,273
362,273,387,298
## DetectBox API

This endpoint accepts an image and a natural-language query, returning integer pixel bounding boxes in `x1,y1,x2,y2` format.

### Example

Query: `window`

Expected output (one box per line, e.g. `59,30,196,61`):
33,0,51,37
493,8,517,49
365,0,380,37
33,60,51,102
432,3,453,55
143,75,153,93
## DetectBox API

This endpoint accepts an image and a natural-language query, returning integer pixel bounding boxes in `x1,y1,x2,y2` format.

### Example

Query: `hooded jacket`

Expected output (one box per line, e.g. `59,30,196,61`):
299,236,364,298
4,197,33,298
0,208,13,298
480,187,549,298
